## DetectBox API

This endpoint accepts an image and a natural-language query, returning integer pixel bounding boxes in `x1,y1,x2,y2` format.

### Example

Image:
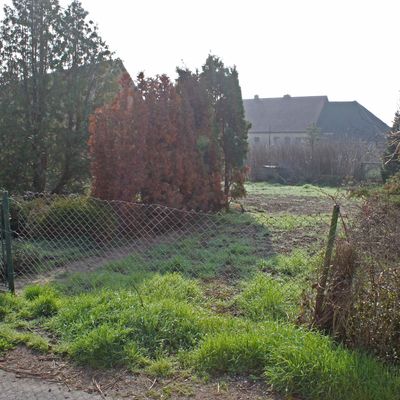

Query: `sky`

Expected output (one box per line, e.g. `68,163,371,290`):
1,0,399,125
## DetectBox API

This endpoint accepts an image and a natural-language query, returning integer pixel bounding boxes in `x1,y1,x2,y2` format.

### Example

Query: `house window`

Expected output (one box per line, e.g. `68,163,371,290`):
273,137,281,145
254,136,260,143
284,137,291,145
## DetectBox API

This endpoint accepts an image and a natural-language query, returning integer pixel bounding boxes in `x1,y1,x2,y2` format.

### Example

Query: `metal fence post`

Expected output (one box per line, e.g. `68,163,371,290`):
314,204,340,326
2,192,15,293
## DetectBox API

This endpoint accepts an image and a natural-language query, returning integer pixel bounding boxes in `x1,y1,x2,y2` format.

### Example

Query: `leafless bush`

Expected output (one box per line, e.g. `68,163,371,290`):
313,197,400,363
248,138,380,184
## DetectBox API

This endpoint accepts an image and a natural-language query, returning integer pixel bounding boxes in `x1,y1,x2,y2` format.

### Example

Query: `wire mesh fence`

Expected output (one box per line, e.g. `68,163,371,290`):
3,189,400,366
2,192,337,295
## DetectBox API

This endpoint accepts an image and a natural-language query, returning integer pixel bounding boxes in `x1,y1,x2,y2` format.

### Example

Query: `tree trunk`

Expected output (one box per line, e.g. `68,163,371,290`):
32,149,47,192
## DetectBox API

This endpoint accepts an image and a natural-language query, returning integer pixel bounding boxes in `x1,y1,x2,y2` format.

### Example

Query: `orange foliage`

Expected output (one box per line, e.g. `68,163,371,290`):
89,73,225,211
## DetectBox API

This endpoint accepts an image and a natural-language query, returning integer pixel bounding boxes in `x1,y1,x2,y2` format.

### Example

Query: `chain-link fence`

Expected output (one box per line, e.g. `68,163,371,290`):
3,188,400,368
2,192,338,298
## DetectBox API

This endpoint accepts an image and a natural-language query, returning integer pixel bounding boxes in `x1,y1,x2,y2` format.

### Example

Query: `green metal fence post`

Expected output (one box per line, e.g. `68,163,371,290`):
314,204,340,326
2,192,15,293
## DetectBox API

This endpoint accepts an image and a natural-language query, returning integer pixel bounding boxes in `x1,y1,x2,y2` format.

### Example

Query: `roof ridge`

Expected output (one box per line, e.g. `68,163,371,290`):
244,95,328,101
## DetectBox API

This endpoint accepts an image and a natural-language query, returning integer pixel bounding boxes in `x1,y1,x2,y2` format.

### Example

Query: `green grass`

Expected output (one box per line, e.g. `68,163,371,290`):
252,212,329,231
48,286,228,365
3,184,397,399
2,273,400,400
258,248,319,278
55,233,265,294
189,322,400,400
0,293,23,321
28,293,60,318
0,324,50,353
235,273,301,322
245,182,343,198
14,238,98,275
146,357,176,378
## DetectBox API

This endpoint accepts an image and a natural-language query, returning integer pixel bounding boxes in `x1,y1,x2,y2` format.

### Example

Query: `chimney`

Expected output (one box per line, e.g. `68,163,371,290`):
254,94,260,100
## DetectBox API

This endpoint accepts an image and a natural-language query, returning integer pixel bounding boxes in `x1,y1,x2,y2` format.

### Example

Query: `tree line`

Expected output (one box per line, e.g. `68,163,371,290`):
0,0,250,210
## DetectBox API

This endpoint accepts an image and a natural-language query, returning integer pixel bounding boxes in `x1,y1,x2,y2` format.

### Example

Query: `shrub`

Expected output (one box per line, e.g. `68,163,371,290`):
9,198,29,235
310,197,400,363
25,196,117,242
384,171,400,195
248,138,376,184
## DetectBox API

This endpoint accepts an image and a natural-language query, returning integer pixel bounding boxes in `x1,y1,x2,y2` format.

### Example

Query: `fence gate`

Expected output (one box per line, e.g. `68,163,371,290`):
1,192,15,293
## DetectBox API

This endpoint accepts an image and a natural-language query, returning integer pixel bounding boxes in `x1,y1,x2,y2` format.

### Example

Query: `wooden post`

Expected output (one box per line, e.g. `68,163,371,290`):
2,192,15,293
314,204,340,326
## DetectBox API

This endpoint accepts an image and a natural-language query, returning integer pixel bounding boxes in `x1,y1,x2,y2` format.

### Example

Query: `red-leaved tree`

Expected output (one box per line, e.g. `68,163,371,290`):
89,73,148,201
89,72,225,210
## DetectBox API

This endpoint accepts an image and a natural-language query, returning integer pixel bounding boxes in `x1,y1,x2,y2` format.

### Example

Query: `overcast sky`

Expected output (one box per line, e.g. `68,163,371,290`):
1,0,399,125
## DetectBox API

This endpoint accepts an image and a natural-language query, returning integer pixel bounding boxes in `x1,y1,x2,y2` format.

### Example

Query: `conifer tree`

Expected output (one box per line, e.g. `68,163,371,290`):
0,0,62,191
89,56,249,211
0,0,116,192
200,55,250,208
51,0,113,193
382,110,400,181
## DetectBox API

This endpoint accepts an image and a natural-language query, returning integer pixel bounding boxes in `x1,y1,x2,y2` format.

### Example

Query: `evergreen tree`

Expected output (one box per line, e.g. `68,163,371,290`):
176,68,224,210
90,70,226,211
0,0,62,191
89,57,249,211
50,0,113,193
89,73,148,201
382,110,400,181
200,55,250,208
0,0,117,193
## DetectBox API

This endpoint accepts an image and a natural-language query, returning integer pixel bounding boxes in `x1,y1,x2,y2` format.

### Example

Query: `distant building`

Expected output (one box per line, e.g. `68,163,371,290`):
244,95,389,148
243,95,390,182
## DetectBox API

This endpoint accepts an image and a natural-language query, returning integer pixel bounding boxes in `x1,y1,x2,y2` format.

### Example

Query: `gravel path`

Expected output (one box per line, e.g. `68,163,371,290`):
0,369,103,400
